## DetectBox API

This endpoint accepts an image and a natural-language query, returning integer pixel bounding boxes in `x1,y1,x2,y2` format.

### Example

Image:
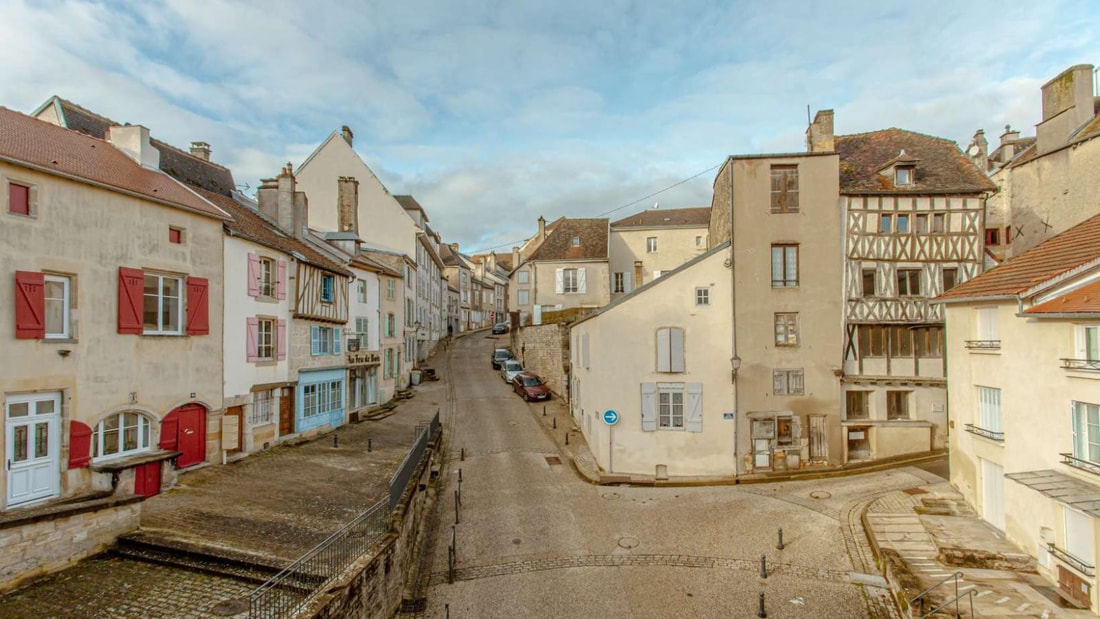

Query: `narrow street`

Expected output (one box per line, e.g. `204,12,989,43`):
419,333,938,618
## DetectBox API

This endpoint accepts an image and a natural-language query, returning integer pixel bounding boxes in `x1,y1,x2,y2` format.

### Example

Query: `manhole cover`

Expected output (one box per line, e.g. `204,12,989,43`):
810,491,831,499
618,536,640,549
545,456,562,465
601,492,621,500
903,487,928,495
211,598,250,616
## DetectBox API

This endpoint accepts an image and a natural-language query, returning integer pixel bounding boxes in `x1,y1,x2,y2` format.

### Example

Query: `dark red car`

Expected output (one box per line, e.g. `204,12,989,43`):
511,372,551,401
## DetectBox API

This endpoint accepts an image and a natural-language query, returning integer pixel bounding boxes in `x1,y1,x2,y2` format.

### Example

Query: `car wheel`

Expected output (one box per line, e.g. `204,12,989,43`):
523,393,530,402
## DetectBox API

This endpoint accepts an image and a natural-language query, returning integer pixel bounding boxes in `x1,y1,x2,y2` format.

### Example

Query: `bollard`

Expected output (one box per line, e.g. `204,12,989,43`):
458,468,463,483
552,417,557,429
543,405,546,417
454,489,460,524
461,447,465,461
760,554,767,579
333,434,338,448
777,527,784,550
757,592,767,618
367,437,372,452
448,526,456,583
445,603,449,619
565,432,569,445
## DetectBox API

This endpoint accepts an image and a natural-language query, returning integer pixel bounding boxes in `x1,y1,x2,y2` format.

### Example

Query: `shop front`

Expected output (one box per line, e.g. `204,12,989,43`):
296,368,346,433
347,350,380,417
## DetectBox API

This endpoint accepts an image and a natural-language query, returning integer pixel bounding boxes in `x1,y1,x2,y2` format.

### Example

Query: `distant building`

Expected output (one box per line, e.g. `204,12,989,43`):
608,206,710,298
509,217,610,324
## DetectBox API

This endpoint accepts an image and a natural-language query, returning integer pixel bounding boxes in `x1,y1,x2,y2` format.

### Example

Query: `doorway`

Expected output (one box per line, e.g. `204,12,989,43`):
808,415,827,462
279,387,294,437
162,404,207,468
5,392,60,507
751,419,775,470
981,458,1005,530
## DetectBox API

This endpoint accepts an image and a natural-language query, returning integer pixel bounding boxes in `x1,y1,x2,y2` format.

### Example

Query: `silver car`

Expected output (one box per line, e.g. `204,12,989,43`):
500,359,524,383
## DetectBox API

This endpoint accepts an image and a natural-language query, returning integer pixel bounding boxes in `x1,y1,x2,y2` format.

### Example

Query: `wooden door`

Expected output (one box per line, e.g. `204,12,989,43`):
133,461,162,498
173,404,206,468
279,388,293,437
808,415,827,462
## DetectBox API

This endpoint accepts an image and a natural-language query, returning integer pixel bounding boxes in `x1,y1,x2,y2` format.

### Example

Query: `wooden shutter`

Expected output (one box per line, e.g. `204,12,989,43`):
246,317,259,362
247,253,260,297
333,328,342,354
686,383,703,433
68,420,93,468
14,270,45,339
159,411,179,451
641,383,656,432
311,325,320,355
276,260,287,300
555,268,564,294
277,319,287,360
185,277,209,335
117,267,144,334
670,328,685,372
656,328,670,372
577,268,587,294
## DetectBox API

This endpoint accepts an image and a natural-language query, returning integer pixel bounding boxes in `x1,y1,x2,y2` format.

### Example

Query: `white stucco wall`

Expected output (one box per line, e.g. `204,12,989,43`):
608,226,709,297
223,236,291,398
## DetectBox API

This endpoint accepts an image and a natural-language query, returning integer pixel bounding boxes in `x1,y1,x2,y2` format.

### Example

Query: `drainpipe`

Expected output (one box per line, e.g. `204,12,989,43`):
727,159,739,479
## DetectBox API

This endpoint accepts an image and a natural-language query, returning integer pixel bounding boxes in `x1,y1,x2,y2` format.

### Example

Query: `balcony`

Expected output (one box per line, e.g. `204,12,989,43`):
965,340,1001,350
964,424,1003,442
1060,452,1100,478
1048,543,1095,577
1062,358,1100,372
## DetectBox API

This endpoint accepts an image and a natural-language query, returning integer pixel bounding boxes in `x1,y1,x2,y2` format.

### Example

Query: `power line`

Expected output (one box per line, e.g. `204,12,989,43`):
467,162,721,255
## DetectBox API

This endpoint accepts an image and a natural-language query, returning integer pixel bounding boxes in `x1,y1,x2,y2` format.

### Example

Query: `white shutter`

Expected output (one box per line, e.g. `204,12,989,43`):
670,328,685,372
582,333,590,368
555,268,564,294
686,383,703,432
641,383,656,432
577,268,587,293
656,328,671,372
624,271,633,293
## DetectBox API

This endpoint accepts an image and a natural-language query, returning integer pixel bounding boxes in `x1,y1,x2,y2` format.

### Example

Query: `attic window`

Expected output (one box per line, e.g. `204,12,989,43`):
895,166,914,186
572,236,580,247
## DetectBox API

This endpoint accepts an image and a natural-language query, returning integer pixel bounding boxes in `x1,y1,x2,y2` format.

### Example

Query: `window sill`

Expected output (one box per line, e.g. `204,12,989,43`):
141,333,187,338
90,449,182,473
43,337,78,344
254,359,278,367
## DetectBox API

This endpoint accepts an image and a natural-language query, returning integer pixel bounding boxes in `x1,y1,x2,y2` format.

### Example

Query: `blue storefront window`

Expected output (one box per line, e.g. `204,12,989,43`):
297,368,345,432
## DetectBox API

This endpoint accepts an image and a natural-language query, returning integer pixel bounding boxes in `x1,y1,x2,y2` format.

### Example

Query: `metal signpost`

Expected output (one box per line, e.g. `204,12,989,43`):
603,410,618,473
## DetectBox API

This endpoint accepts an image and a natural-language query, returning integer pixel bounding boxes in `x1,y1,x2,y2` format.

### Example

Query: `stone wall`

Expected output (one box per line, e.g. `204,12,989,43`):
0,495,142,592
511,323,569,399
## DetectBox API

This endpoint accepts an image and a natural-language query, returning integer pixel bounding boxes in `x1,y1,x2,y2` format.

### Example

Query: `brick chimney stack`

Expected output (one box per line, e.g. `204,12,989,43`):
189,141,211,161
259,163,309,239
337,176,359,235
537,216,546,243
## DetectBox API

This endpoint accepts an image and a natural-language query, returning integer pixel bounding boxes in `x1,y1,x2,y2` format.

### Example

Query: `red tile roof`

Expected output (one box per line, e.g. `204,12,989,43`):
1026,279,1100,315
836,129,994,194
610,206,711,228
527,218,609,262
0,107,227,220
938,212,1100,301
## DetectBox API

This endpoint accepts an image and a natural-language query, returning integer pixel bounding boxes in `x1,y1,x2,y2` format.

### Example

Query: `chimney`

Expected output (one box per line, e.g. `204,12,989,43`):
966,129,988,170
998,125,1019,162
257,177,279,220
512,246,520,268
805,109,835,153
1037,64,1095,154
450,242,459,252
107,125,160,169
261,163,307,238
341,125,354,147
488,251,497,271
337,176,359,235
189,141,211,161
537,216,546,243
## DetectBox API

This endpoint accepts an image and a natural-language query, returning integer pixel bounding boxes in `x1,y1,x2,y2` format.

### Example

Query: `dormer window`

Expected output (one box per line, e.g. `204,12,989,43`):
572,236,580,247
895,166,914,186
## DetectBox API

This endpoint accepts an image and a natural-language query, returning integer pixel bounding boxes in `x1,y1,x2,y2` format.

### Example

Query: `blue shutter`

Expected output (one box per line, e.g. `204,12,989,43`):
311,326,320,355
333,328,342,354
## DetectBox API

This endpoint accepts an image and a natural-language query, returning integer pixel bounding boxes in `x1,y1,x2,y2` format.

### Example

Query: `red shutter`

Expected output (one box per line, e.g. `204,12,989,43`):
246,317,259,362
277,260,287,300
118,267,144,334
185,277,209,335
159,411,178,451
8,183,30,215
68,420,93,468
247,253,260,297
277,319,287,360
14,271,45,339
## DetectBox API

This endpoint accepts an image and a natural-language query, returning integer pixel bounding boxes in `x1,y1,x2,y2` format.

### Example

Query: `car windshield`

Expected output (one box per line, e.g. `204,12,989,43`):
495,350,510,358
522,377,542,387
505,361,522,371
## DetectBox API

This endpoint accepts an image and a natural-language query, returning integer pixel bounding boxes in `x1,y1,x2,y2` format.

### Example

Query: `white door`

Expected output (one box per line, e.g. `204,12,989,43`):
981,458,1005,530
753,439,772,469
6,392,61,507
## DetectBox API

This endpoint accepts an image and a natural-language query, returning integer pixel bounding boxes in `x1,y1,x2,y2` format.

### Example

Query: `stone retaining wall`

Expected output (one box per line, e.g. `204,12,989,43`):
511,323,569,399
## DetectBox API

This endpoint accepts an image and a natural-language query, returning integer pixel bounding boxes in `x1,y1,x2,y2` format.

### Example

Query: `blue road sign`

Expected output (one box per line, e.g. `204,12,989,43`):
603,409,619,425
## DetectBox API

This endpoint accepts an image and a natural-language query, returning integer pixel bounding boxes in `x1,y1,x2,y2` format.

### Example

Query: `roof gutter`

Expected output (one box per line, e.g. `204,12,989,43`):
1018,312,1100,319
932,294,1018,305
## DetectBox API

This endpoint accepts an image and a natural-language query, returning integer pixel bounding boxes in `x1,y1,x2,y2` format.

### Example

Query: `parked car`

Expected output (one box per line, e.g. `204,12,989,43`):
500,359,524,383
512,372,551,401
492,322,509,334
491,348,513,369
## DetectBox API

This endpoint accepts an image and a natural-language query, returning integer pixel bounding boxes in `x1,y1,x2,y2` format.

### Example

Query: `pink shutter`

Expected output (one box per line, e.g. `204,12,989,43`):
14,271,45,339
247,253,260,297
117,267,144,334
246,317,259,362
277,260,287,300
277,319,287,360
185,277,210,335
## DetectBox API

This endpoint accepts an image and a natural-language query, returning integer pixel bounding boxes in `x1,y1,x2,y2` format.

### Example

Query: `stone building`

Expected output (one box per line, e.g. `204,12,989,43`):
607,206,710,299
509,217,610,324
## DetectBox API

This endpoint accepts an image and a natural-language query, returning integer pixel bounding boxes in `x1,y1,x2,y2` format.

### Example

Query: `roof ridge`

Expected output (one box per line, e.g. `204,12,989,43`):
837,127,961,147
150,137,232,172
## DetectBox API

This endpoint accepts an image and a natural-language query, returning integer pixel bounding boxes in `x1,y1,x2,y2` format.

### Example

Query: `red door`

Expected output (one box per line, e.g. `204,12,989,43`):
161,404,207,468
133,461,162,498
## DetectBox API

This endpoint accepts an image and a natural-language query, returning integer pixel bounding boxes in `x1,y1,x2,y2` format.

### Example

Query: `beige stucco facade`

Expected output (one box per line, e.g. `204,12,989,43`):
608,225,708,299
510,260,610,323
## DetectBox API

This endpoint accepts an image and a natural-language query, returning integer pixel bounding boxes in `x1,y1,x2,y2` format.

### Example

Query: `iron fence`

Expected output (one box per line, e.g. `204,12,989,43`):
390,411,441,509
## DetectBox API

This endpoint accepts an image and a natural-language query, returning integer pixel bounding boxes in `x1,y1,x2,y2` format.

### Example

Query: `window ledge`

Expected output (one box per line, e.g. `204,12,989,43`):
965,340,1001,351
91,449,182,473
43,338,79,344
964,424,1004,442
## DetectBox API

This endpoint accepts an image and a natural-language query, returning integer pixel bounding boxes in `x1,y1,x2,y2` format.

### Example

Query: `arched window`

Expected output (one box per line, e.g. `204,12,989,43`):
91,412,152,460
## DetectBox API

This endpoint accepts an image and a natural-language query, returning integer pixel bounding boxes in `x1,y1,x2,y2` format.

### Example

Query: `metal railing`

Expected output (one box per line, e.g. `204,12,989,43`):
1062,358,1100,372
909,571,965,618
915,589,976,619
965,339,1001,350
1049,542,1096,577
964,423,1004,441
390,411,441,509
1060,452,1100,478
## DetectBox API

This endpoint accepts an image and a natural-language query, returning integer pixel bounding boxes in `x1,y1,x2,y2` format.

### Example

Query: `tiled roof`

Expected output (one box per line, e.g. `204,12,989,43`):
610,206,711,228
394,195,428,217
51,98,236,196
835,129,994,194
938,212,1100,301
527,218,609,262
200,189,349,275
359,248,406,278
0,107,228,220
1025,279,1100,315
439,243,464,267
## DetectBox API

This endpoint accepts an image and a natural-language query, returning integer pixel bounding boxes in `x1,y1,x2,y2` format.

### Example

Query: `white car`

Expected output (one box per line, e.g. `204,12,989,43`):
500,359,524,383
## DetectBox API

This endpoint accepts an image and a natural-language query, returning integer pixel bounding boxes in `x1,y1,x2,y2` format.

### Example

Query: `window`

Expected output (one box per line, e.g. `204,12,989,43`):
776,416,796,446
932,213,945,233
879,214,892,234
518,290,530,306
656,327,685,373
895,167,913,186
846,391,870,419
773,369,804,395
44,275,71,339
888,326,913,357
774,313,799,347
915,214,928,234
385,313,396,337
517,270,529,284
1064,506,1096,567
771,244,798,287
976,307,999,343
942,268,957,292
896,214,910,234
91,412,151,460
302,380,343,418
250,390,274,425
168,227,184,244
8,181,30,216
695,287,710,306
887,391,910,419
1073,401,1100,465
405,265,412,288
647,237,658,253
310,326,340,355
859,325,885,357
563,268,579,294
321,274,334,303
407,299,414,326
612,273,624,294
258,258,275,297
386,279,395,300
658,383,684,429
897,269,921,296
862,269,877,297
357,281,367,303
696,236,703,247
143,273,183,334
770,165,799,212
985,228,1001,246
914,326,943,358
978,386,1002,434
572,236,580,247
1079,326,1100,363
257,318,275,360
355,317,369,348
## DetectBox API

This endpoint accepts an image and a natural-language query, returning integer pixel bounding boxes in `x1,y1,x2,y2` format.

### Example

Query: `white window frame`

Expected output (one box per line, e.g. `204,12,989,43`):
257,318,275,360
321,274,335,303
143,273,184,335
311,326,333,355
695,287,710,306
772,369,804,395
258,258,275,297
563,268,579,294
1073,401,1100,465
978,386,1002,434
517,270,529,284
518,290,530,306
302,380,343,418
646,237,658,253
355,317,370,348
774,313,799,347
1064,506,1096,567
1077,325,1100,363
44,274,71,339
976,307,999,342
91,412,151,461
357,280,367,304
250,389,275,425
657,382,685,430
895,166,913,186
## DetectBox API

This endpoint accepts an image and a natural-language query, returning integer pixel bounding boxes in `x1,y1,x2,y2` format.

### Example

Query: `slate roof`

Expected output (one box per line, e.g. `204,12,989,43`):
394,195,428,219
610,207,711,229
0,107,228,220
527,218,609,262
835,129,994,194
200,188,349,275
439,243,464,267
44,97,236,196
938,212,1100,302
1025,279,1100,315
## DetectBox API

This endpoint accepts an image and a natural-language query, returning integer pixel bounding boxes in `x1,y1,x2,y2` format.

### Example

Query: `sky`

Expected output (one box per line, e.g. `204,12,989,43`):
1,1,1097,253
